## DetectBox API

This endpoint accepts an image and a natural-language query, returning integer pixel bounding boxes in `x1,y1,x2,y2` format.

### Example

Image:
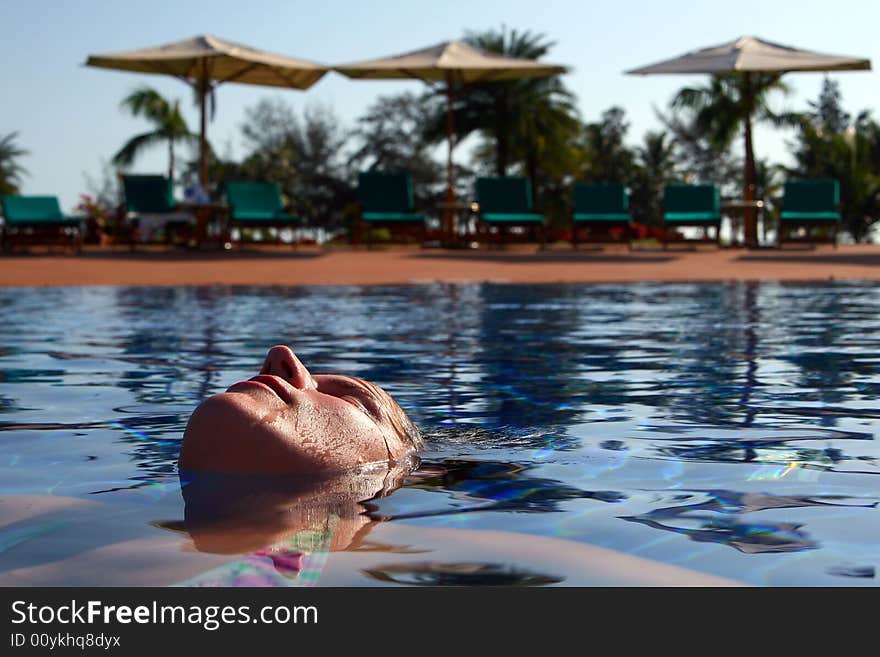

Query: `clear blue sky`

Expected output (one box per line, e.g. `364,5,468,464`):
2,0,878,210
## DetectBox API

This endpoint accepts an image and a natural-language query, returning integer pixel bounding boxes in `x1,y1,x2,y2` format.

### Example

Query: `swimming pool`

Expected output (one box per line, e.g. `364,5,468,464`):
0,281,877,586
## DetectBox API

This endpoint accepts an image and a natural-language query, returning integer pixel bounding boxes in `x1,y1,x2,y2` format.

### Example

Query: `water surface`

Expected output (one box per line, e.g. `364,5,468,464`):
0,282,877,586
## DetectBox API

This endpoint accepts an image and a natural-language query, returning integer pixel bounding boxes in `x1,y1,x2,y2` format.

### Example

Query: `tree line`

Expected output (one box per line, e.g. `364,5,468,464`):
4,27,880,241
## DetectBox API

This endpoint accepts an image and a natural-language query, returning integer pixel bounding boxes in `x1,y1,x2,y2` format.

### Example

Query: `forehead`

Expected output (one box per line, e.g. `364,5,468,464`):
315,374,394,404
353,377,393,402
317,374,372,391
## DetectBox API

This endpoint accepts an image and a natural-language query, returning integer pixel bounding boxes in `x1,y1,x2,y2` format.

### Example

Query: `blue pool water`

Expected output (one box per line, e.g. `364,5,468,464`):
0,282,877,586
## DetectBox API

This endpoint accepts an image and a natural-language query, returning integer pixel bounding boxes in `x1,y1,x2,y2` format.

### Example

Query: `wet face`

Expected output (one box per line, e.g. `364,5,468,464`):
179,345,420,474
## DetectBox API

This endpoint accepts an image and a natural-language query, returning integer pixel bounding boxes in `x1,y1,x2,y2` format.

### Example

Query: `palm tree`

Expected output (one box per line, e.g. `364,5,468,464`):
423,27,578,182
113,86,196,181
350,93,445,208
783,80,880,242
579,107,637,183
511,80,581,199
0,132,29,195
670,72,790,244
656,103,742,191
638,131,677,181
630,130,677,226
753,157,785,241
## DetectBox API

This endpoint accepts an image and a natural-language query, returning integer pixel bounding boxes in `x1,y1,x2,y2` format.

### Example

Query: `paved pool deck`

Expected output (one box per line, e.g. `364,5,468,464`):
1,243,879,287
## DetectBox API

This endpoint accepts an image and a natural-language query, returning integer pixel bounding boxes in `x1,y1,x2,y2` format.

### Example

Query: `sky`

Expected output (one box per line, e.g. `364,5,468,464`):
2,0,879,211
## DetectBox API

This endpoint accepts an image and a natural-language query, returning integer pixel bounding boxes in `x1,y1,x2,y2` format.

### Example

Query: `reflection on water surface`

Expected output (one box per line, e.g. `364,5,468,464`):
0,282,878,586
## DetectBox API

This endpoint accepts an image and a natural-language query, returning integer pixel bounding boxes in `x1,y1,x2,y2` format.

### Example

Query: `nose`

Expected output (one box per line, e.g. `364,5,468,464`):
260,345,316,390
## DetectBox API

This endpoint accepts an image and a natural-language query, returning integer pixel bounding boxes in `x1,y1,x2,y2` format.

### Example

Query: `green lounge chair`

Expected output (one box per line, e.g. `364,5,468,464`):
356,172,426,247
778,179,840,248
0,195,82,253
662,183,721,249
476,176,545,248
571,182,632,248
121,174,194,249
224,181,303,247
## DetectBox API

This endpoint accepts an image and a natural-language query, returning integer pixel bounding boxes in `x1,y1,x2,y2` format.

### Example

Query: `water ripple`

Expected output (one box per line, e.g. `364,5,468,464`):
1,281,879,585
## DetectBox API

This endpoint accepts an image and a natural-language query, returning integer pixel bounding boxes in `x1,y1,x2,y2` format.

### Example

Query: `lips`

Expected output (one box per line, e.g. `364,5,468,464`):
229,374,296,404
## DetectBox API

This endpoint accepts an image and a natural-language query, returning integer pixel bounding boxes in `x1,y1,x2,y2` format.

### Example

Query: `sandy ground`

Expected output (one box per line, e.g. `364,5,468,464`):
1,243,879,287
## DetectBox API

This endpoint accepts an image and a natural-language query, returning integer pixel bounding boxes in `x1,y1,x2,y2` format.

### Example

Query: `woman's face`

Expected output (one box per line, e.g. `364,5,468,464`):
179,345,419,474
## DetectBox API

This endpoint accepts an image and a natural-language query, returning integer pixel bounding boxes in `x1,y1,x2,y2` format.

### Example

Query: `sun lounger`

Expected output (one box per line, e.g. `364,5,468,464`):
777,179,840,248
356,171,426,247
476,176,546,248
121,175,194,249
571,182,632,248
224,181,303,247
0,195,82,253
662,183,721,249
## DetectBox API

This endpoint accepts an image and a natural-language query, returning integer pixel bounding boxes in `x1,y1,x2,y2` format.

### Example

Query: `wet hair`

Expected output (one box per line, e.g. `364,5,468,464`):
357,378,423,451
391,405,423,451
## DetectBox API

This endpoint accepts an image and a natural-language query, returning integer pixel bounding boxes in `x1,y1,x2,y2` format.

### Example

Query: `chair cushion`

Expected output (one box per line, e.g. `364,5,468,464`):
573,183,628,215
664,212,720,223
783,180,839,213
362,212,424,223
476,177,534,214
358,173,415,214
1,195,70,224
482,213,544,223
123,176,175,213
226,182,285,217
780,211,840,222
574,212,630,222
664,184,720,215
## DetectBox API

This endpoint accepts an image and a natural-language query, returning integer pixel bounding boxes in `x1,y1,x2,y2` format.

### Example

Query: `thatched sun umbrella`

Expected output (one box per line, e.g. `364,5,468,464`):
627,36,870,247
335,40,568,241
86,35,328,186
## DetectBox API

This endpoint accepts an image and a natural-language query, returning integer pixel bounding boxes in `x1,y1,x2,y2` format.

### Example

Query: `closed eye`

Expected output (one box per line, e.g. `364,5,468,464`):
341,394,370,416
316,377,384,421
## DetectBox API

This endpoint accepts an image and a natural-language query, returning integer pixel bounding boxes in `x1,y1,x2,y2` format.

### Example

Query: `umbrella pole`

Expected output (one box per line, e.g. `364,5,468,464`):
199,59,208,189
742,71,758,248
444,73,456,246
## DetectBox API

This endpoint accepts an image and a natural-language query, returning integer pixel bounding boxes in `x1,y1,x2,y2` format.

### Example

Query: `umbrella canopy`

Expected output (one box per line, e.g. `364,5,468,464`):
335,40,568,242
626,35,870,75
86,35,328,185
627,36,871,247
336,39,566,82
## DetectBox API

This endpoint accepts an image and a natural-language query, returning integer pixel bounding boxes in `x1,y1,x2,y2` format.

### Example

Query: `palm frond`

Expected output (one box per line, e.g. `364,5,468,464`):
671,86,712,111
112,131,166,168
120,86,174,123
0,131,29,193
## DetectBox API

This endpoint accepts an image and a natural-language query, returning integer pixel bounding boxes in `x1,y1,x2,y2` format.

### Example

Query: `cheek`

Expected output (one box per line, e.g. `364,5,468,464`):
303,396,414,461
259,396,394,472
290,396,394,464
296,397,387,444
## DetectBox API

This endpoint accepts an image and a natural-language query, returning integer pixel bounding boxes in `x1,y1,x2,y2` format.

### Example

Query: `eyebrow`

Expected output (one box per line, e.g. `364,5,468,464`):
328,377,386,419
353,380,387,415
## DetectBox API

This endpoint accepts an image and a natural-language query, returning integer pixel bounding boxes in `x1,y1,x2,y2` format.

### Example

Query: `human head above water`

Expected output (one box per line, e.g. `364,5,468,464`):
179,345,421,474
